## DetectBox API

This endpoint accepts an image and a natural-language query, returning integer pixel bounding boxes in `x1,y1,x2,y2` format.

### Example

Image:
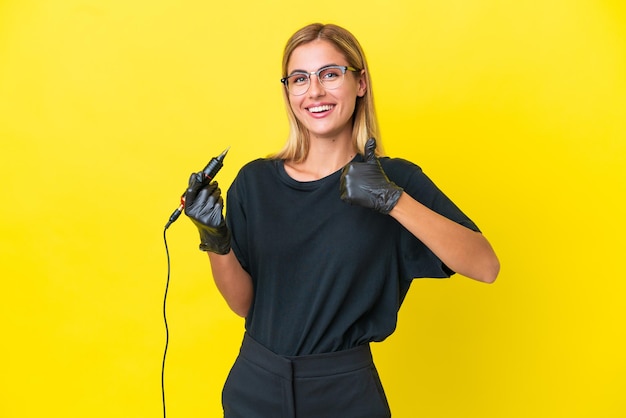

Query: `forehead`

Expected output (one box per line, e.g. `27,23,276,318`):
287,39,347,72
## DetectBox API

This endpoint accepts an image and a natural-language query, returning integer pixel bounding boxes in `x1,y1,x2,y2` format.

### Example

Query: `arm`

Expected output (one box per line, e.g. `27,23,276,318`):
184,173,254,317
389,192,499,283
208,250,253,317
340,138,500,283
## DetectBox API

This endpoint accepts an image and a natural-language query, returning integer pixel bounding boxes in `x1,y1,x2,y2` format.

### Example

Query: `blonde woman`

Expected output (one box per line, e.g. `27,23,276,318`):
184,23,499,418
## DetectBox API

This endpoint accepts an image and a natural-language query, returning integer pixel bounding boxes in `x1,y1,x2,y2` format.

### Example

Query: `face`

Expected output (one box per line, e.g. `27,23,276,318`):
286,39,367,142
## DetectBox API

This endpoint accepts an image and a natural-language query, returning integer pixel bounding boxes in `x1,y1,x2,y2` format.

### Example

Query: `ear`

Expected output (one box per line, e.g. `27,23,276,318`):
357,69,367,97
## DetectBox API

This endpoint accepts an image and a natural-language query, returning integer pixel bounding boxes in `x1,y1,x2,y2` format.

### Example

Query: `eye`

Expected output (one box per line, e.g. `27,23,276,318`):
289,73,309,86
320,67,343,80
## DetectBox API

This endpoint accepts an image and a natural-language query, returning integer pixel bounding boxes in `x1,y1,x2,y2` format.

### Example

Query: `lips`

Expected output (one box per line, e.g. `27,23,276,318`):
307,104,335,114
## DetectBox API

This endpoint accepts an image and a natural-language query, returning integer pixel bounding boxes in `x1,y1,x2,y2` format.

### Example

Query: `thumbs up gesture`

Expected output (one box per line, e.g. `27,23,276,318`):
340,138,403,214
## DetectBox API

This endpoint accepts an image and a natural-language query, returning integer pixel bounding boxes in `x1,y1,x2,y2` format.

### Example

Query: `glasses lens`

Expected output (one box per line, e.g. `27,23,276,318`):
318,67,345,90
283,66,347,95
286,73,309,96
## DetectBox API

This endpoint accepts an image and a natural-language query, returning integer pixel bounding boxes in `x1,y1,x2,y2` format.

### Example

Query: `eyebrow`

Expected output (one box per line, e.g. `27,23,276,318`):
287,63,342,75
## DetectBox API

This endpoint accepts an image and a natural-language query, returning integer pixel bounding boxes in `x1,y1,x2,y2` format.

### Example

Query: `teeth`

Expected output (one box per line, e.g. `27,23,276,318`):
308,105,333,113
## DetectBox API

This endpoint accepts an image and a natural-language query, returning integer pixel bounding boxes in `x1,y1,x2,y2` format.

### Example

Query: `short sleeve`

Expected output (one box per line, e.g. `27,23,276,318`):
225,164,251,273
380,158,480,283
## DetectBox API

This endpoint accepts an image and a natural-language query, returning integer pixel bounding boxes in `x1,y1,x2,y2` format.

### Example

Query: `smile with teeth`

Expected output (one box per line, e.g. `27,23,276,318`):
307,104,334,113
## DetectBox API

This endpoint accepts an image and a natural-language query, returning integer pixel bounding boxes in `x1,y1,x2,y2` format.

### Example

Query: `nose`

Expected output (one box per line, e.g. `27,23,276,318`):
308,74,325,97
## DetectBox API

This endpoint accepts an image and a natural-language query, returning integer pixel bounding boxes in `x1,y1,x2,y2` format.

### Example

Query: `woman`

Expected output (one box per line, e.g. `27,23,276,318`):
184,23,499,418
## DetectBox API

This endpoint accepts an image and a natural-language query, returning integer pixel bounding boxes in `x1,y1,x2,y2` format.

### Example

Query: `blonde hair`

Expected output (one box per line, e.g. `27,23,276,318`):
271,23,382,162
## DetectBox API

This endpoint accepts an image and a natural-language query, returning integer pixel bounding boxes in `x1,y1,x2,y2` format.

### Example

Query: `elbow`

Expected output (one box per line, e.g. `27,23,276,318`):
473,236,500,284
229,298,252,318
454,246,500,283
478,256,500,284
233,308,248,318
230,306,248,318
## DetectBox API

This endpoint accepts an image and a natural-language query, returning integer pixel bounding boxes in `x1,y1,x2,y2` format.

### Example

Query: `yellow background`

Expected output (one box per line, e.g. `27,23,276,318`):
1,0,625,417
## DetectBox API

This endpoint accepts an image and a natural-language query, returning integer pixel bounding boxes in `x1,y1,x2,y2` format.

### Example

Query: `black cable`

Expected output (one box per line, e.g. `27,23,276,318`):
160,147,228,416
162,227,171,418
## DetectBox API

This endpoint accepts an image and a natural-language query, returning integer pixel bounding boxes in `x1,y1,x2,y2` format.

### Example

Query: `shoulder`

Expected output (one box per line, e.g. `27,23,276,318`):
233,158,278,180
379,156,422,171
379,157,450,204
239,158,276,172
229,158,280,193
379,157,425,186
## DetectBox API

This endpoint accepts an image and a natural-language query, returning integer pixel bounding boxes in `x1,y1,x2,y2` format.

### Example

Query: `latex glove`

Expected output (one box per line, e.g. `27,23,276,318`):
340,138,403,214
184,173,231,254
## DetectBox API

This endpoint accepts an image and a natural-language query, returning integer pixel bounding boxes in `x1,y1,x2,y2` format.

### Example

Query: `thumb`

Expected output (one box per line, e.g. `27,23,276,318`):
364,137,377,162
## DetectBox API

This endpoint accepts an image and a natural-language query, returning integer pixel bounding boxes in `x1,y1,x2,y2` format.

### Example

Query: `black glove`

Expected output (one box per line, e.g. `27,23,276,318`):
340,138,403,214
183,173,231,254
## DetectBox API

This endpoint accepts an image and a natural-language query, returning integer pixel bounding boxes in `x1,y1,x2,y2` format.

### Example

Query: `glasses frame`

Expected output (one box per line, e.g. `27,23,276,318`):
281,65,360,96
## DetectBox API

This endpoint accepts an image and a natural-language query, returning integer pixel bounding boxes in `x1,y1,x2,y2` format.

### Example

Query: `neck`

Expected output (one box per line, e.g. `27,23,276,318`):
285,135,357,181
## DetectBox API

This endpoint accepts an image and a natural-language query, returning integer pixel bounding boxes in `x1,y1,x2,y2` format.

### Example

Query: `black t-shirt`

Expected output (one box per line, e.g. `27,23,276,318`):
226,155,479,356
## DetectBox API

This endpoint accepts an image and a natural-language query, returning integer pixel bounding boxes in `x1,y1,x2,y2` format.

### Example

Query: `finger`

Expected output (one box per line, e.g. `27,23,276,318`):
193,182,220,209
364,137,377,162
206,181,219,195
206,196,225,226
204,182,221,206
185,172,205,202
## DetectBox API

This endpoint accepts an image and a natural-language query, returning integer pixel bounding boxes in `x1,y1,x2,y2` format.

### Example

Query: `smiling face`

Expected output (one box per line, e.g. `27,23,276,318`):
285,39,367,142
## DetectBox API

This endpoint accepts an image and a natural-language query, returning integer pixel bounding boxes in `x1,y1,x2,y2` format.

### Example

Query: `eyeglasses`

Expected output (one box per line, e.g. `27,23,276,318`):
281,65,360,96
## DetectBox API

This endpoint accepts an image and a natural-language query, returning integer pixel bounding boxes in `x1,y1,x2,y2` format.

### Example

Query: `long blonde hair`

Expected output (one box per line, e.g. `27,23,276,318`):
271,23,382,162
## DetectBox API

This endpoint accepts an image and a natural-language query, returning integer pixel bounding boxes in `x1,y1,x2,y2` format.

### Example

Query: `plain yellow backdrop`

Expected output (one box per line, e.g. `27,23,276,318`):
1,0,625,417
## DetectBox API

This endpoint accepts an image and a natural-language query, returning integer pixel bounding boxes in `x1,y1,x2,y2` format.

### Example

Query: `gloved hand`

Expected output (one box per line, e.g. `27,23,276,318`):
340,138,403,214
184,173,231,254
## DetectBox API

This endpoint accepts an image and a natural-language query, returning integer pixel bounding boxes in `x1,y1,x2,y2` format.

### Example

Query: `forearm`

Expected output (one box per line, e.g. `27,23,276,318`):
207,250,253,317
389,192,500,283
